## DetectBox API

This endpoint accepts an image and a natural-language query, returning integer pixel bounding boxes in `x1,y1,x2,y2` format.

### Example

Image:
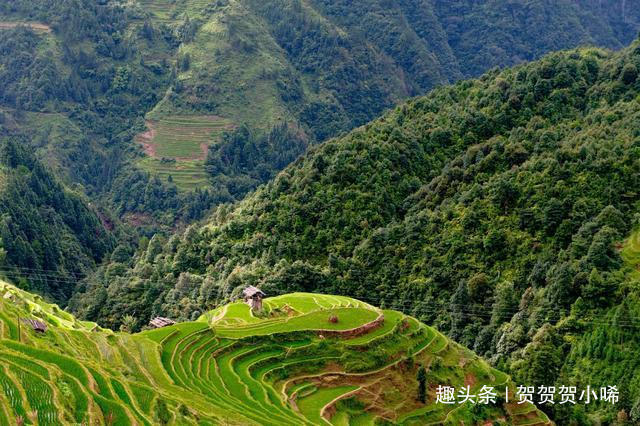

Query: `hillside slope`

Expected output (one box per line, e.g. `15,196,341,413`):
2,0,639,221
0,137,115,303
0,285,550,425
137,0,640,197
74,38,640,423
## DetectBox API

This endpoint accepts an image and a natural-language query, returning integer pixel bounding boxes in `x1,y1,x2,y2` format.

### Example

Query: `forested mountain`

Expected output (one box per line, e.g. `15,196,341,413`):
3,0,639,308
144,0,640,199
2,0,639,225
0,0,222,229
1,1,639,424
72,38,640,423
0,137,115,302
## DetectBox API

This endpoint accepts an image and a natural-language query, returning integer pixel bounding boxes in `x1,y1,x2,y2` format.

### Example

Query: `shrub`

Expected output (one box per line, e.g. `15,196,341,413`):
620,63,638,85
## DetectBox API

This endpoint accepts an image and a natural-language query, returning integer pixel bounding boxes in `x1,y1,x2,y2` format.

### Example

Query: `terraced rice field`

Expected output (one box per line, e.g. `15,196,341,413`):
0,21,52,33
137,0,214,23
136,116,234,190
0,283,551,425
138,157,209,191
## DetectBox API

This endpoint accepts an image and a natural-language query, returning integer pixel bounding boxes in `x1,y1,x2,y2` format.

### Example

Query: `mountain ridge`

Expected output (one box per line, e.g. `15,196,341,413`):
72,37,640,423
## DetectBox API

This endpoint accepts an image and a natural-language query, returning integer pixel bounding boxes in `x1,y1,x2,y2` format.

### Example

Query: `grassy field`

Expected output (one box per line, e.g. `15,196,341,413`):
129,0,305,192
137,0,297,130
621,229,640,270
138,157,210,191
137,116,233,160
0,284,551,425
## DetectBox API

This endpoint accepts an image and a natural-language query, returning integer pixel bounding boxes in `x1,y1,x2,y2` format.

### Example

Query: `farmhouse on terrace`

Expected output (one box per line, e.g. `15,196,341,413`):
149,317,176,329
243,286,265,311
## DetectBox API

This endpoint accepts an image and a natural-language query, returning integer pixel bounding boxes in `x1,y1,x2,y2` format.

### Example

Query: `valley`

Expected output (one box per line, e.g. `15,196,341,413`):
1,1,640,424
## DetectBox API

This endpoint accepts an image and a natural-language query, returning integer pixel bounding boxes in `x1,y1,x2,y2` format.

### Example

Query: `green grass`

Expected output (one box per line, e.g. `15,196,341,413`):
213,307,380,339
0,283,547,425
87,366,113,399
130,384,155,415
2,341,89,387
60,373,89,423
13,367,57,425
621,229,640,269
0,352,50,379
206,293,381,339
0,366,27,421
344,310,404,346
141,0,296,131
111,378,152,426
144,116,232,159
297,386,359,424
0,311,18,340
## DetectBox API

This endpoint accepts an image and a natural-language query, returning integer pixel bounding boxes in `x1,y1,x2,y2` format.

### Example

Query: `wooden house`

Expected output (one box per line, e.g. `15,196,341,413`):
21,318,47,333
149,317,176,329
243,286,265,311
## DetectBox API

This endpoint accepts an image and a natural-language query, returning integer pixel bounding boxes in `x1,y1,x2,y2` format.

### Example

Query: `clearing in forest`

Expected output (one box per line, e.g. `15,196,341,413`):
135,115,234,190
0,21,52,33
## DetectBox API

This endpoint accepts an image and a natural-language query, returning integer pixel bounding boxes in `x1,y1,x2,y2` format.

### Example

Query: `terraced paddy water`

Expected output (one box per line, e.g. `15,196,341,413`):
0,283,551,425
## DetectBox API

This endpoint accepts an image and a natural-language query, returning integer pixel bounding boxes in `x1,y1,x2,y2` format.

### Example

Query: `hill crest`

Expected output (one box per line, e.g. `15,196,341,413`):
0,283,551,425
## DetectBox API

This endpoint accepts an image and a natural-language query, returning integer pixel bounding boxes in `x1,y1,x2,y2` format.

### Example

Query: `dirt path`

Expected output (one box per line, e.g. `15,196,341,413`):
209,305,229,324
0,21,52,33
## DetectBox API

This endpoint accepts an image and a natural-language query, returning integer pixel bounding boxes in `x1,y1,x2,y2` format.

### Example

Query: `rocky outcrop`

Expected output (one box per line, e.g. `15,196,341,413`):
317,313,384,339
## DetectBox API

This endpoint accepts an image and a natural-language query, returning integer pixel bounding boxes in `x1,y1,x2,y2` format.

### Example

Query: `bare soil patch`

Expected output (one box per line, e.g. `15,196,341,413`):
0,21,52,33
136,121,158,157
464,373,476,387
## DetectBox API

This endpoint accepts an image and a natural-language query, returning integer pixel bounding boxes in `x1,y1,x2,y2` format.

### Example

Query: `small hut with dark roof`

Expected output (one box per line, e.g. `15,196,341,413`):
21,318,47,333
243,286,265,311
149,317,176,329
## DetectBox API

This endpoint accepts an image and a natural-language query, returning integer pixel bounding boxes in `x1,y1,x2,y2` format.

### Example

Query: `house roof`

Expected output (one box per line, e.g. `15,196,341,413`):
243,286,265,298
21,318,47,333
149,317,176,329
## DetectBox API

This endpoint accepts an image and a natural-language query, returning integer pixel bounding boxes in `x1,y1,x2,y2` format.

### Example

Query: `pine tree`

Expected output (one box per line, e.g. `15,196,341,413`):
417,365,427,403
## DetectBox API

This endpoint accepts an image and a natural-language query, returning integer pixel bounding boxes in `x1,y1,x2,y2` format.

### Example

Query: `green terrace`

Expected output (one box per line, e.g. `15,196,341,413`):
136,115,234,191
0,284,551,425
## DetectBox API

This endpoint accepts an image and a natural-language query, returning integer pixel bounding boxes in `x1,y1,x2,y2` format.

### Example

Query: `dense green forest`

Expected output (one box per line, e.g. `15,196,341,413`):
0,137,115,302
72,38,640,423
2,0,639,229
0,0,224,228
204,123,309,199
2,0,638,311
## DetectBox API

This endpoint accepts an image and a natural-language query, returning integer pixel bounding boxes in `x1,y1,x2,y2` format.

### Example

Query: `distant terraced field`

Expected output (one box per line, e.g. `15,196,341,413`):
137,0,214,23
0,283,551,425
136,116,234,190
0,21,52,33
